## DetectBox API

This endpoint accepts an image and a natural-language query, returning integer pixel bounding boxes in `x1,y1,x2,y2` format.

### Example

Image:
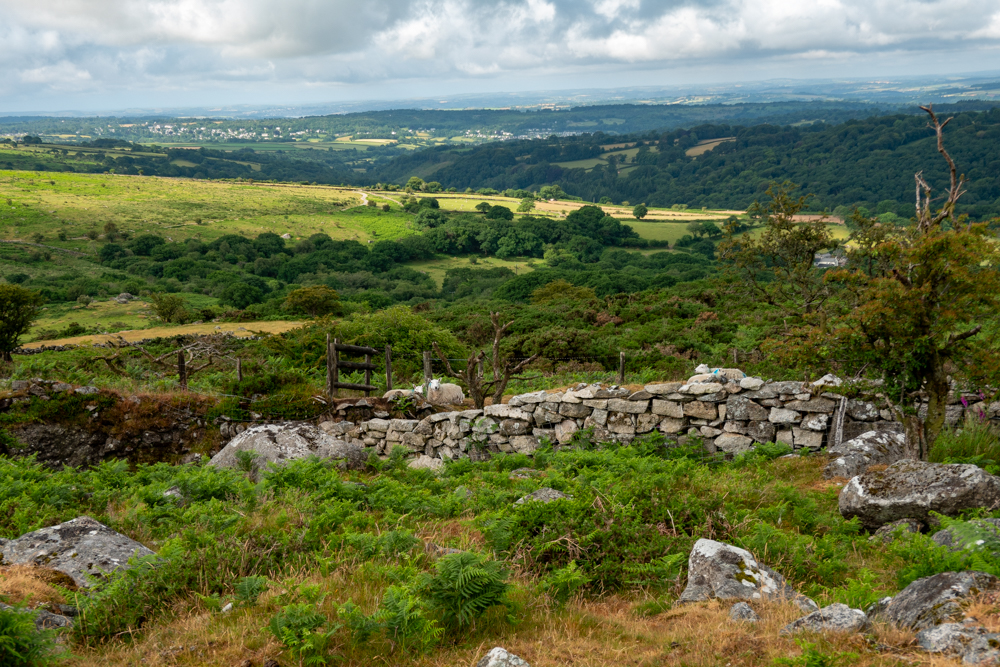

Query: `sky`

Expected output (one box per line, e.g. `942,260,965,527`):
4,0,1000,112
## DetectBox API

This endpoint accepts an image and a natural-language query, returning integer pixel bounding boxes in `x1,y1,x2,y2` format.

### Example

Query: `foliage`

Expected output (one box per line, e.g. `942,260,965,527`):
773,640,858,667
418,551,510,631
929,417,1000,474
283,286,343,317
0,606,64,667
268,603,336,666
632,204,648,219
540,560,591,605
145,292,189,324
0,284,44,360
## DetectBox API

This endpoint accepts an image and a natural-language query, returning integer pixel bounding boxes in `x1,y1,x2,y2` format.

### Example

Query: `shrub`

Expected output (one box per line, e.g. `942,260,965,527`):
929,417,1000,474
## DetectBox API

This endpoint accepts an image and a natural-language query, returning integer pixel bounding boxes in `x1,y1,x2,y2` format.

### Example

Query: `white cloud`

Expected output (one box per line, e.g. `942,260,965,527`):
2,0,1000,104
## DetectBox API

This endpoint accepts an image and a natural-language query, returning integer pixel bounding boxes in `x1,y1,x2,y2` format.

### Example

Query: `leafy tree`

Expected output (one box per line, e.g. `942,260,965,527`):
405,176,425,192
777,107,1000,458
220,283,264,309
517,198,535,213
718,182,839,316
530,279,597,304
146,292,189,324
686,221,705,238
474,202,492,213
485,205,513,221
0,285,44,361
284,286,342,317
632,204,648,220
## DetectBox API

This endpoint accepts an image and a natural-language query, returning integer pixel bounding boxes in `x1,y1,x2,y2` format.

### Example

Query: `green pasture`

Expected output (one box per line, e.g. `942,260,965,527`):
406,255,540,288
624,220,698,244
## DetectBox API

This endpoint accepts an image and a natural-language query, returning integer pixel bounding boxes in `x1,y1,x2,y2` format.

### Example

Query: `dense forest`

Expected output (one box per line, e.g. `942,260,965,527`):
371,106,1000,219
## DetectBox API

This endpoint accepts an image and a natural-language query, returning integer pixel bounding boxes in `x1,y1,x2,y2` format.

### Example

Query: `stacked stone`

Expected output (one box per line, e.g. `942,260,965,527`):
321,367,999,463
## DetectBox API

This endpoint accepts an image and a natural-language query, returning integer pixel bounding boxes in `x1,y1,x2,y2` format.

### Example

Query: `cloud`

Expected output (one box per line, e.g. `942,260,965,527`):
2,0,1000,105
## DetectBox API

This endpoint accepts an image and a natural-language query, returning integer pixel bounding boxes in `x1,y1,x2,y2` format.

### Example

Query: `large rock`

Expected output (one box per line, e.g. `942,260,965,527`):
208,422,367,471
780,603,870,635
824,431,906,480
678,539,817,611
514,488,572,506
408,455,444,472
916,621,1000,664
476,647,530,667
725,396,768,422
838,459,1000,530
884,571,1000,631
0,516,153,588
728,602,759,623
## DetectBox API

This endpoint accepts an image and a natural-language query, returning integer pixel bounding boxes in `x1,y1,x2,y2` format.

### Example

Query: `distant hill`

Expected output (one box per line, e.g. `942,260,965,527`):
370,104,1000,220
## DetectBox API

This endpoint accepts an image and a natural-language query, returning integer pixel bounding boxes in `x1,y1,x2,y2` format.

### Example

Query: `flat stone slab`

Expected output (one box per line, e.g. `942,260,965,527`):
824,430,905,480
0,516,154,588
839,459,1000,530
884,571,1000,631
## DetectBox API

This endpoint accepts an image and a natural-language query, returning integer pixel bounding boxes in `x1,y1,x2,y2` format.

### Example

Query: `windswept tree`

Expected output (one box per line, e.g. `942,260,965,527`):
0,285,44,362
718,182,839,316
776,106,1000,458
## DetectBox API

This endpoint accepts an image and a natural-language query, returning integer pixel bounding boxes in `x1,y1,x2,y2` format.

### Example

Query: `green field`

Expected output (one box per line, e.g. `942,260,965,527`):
406,255,540,287
625,220,701,244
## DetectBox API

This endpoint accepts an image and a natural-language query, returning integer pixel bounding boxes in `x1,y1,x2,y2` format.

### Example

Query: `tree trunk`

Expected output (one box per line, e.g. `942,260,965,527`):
902,414,927,461
922,363,951,460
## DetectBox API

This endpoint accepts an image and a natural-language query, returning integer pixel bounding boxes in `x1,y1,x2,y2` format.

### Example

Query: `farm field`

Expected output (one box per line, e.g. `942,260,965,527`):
22,319,304,348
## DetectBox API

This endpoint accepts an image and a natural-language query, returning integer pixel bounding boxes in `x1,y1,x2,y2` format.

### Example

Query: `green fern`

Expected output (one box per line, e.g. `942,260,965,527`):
234,575,269,606
419,551,510,631
623,553,685,588
935,514,1000,576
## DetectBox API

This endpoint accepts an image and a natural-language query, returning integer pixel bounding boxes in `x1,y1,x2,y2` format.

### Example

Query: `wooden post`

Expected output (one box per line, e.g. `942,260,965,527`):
178,350,187,390
332,338,340,398
384,345,393,391
618,351,625,385
325,334,333,398
363,352,372,397
236,357,243,384
423,350,432,396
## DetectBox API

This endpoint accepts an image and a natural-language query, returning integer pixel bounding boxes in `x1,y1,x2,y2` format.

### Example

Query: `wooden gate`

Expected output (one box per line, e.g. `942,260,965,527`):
326,334,392,398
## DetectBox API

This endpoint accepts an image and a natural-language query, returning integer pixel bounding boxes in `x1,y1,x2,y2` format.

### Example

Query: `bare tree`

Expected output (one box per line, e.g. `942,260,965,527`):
433,312,538,408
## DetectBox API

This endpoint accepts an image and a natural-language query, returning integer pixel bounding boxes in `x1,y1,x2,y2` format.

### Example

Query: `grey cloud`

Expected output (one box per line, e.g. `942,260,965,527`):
2,0,1000,105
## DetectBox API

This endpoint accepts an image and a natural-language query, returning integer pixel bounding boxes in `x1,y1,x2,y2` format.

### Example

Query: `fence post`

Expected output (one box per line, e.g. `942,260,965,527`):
384,345,393,391
178,350,187,390
423,350,432,396
363,352,372,397
618,351,625,385
331,338,340,398
236,357,243,384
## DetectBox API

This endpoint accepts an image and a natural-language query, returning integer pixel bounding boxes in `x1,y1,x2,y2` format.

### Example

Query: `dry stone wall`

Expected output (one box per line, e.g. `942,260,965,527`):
325,367,997,461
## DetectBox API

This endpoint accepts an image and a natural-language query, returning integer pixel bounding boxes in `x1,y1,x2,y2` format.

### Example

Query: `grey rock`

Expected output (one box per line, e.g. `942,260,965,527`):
793,428,824,449
739,377,765,390
515,488,572,506
645,382,685,395
780,603,870,635
0,516,154,588
408,454,443,472
839,459,1000,530
607,398,648,414
745,421,777,443
865,596,893,621
916,620,1000,665
683,401,718,420
824,431,906,480
800,413,829,431
765,381,807,395
628,390,654,401
558,402,592,419
652,400,684,418
678,539,817,611
484,404,533,421
869,518,923,544
74,386,100,395
510,435,540,455
499,419,532,437
784,398,838,413
841,420,904,442
476,647,530,667
884,571,1000,631
715,433,754,454
847,400,880,421
932,519,1000,557
769,408,801,424
728,602,759,623
725,396,769,422
209,422,368,471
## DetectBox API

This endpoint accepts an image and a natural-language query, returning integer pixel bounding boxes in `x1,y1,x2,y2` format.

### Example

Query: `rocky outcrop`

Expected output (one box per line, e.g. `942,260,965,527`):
0,516,153,588
514,488,571,505
780,604,870,635
678,539,817,611
839,460,1000,530
208,422,367,471
868,518,923,544
916,620,1000,664
728,602,759,622
824,431,906,480
476,647,530,667
884,571,1000,631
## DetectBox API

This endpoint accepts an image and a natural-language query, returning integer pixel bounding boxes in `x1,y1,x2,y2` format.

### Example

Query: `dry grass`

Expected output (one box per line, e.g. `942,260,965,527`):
23,320,305,348
0,564,77,607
